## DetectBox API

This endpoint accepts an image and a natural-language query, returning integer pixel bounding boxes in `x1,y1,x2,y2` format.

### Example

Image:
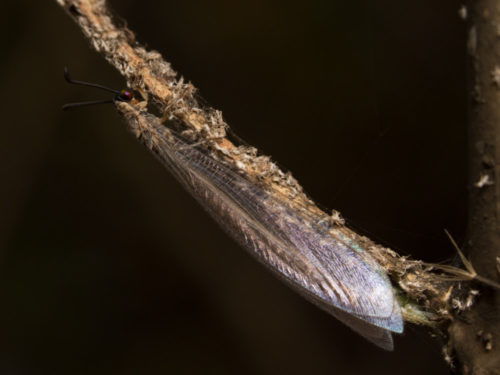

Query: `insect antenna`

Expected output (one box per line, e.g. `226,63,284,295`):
62,67,133,110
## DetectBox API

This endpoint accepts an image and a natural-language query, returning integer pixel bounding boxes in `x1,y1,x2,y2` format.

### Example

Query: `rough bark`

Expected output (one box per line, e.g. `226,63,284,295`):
448,2,500,374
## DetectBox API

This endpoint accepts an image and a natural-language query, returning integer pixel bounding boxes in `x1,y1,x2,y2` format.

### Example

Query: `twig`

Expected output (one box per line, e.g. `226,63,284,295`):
55,0,476,333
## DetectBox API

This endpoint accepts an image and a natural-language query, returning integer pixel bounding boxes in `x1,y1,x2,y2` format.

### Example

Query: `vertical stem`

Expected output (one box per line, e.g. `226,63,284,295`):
449,1,500,372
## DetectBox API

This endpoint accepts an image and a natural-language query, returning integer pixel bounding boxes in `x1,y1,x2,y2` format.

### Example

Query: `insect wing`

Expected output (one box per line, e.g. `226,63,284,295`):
120,104,403,349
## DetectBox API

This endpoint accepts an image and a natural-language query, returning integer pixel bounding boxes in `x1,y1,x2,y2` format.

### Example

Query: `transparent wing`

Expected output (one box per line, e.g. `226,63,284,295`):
121,105,403,348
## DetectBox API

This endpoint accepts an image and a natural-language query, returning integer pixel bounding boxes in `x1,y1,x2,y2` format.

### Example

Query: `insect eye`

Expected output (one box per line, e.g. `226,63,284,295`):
118,89,133,102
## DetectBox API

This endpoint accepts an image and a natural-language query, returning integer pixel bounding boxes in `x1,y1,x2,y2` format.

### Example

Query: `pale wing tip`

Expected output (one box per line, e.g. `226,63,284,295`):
372,331,395,351
386,298,404,333
330,307,396,351
359,297,404,334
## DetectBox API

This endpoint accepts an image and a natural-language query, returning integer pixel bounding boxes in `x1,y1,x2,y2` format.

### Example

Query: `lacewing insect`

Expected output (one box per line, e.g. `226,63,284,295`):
63,69,404,350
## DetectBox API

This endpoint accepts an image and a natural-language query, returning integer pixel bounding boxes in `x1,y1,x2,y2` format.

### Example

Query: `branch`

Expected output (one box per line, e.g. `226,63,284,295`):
56,0,478,352
447,1,500,372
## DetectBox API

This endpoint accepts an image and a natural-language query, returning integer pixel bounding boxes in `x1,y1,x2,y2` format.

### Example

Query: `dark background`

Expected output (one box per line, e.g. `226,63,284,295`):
1,1,466,374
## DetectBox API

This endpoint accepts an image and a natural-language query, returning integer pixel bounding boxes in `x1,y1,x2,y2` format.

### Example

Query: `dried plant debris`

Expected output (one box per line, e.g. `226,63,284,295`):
491,66,500,87
475,173,494,188
477,330,494,352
